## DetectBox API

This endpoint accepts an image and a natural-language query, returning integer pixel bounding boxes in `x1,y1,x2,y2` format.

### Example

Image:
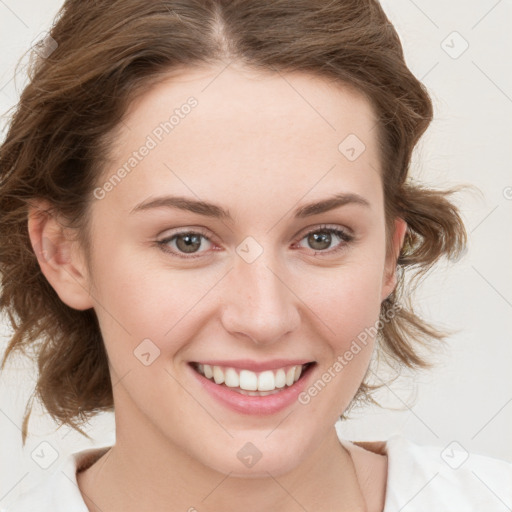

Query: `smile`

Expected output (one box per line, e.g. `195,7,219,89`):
190,362,314,396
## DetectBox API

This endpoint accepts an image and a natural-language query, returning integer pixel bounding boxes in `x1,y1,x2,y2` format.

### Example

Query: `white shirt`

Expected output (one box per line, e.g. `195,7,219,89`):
4,432,512,511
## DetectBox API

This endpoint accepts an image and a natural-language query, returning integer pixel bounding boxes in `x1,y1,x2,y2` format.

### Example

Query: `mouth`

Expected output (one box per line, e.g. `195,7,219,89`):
189,361,316,397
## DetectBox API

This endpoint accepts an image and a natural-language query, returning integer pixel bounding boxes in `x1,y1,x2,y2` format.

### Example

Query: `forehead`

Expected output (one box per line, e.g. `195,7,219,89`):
98,64,382,216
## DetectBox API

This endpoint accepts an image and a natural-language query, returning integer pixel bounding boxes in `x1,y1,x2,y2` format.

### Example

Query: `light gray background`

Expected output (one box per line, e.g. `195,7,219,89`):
1,0,511,506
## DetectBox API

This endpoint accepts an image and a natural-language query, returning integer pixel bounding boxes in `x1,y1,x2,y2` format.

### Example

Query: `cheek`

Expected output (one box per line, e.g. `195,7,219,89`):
292,265,382,416
88,243,230,368
291,259,385,409
296,257,386,338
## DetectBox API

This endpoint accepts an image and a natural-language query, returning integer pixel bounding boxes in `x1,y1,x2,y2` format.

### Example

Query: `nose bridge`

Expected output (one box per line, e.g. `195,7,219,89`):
221,246,299,344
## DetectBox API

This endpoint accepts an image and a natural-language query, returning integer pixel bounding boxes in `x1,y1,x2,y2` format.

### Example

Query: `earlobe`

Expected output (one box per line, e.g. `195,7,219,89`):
381,217,408,301
27,200,94,311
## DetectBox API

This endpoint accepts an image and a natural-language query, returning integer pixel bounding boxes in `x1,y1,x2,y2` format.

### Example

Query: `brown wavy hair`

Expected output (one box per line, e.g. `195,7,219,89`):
0,0,467,443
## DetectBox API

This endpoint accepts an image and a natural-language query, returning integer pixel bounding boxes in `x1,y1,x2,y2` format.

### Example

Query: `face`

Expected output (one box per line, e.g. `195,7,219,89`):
41,64,405,477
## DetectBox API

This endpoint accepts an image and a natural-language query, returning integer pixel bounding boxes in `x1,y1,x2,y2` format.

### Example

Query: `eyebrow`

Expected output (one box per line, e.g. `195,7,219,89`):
130,192,370,219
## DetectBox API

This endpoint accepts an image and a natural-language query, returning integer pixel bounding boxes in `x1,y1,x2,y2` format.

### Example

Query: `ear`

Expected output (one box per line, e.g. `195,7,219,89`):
27,200,94,310
381,217,407,302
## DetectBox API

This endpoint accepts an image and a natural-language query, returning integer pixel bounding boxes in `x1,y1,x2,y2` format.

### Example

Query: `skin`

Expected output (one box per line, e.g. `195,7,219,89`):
28,63,407,512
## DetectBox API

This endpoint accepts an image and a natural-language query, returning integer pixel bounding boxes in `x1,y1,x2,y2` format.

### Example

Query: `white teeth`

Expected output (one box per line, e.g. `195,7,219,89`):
203,364,213,379
213,366,225,385
224,368,239,388
197,363,307,391
275,368,286,388
258,370,275,391
239,370,258,391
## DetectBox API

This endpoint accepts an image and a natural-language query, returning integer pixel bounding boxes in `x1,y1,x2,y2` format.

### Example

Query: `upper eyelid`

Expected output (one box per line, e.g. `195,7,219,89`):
295,223,353,239
158,224,351,240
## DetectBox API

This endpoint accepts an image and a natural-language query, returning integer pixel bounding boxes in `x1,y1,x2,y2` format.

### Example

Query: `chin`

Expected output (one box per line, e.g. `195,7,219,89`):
197,435,311,478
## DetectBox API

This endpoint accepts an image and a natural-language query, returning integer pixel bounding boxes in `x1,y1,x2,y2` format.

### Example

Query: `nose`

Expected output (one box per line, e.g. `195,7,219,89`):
220,253,301,346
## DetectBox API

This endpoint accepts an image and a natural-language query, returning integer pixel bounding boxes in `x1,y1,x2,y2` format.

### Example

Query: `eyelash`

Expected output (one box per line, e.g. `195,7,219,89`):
156,224,354,260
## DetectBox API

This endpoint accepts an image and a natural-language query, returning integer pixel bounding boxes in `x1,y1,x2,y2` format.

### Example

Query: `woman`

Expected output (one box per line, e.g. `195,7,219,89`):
1,1,510,510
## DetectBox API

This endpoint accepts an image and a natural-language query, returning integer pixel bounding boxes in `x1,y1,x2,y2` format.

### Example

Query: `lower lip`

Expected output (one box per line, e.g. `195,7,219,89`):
188,363,315,415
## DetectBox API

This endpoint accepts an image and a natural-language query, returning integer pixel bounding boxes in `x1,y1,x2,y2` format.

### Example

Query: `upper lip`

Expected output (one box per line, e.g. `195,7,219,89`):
190,359,315,372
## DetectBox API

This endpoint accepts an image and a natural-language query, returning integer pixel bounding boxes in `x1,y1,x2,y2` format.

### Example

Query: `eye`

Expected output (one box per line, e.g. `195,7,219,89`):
157,229,214,259
295,225,354,255
156,224,354,259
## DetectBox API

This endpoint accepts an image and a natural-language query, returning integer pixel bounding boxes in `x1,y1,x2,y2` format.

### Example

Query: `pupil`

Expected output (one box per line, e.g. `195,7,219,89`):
177,234,201,253
309,231,331,250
